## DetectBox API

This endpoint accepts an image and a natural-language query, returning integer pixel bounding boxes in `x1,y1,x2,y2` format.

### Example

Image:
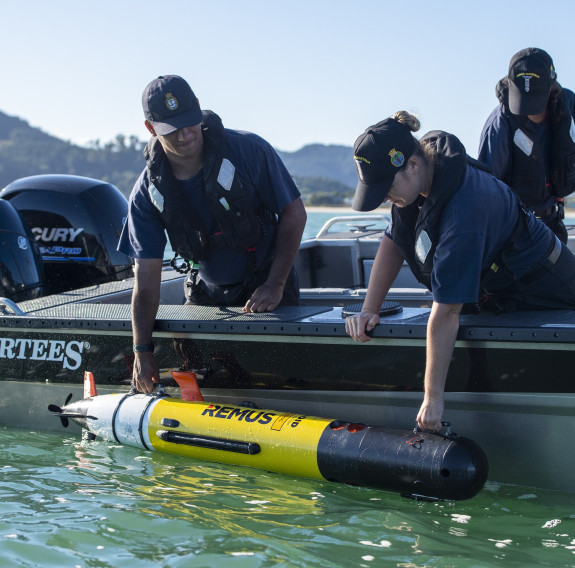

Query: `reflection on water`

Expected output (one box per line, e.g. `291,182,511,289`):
1,426,575,567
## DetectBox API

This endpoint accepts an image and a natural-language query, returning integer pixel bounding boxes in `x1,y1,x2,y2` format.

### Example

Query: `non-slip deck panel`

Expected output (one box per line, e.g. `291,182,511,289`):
9,304,332,325
14,269,183,314
155,305,332,322
0,303,134,331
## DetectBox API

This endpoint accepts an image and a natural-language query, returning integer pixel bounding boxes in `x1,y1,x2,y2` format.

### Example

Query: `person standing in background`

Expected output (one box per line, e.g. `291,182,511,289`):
478,48,575,243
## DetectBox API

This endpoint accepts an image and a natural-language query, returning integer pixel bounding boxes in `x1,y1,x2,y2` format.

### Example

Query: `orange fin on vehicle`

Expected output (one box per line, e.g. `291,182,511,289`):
170,370,204,401
84,371,98,398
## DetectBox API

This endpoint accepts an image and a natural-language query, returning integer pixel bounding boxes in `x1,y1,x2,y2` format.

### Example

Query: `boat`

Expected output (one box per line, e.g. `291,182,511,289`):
297,214,431,307
1,174,574,494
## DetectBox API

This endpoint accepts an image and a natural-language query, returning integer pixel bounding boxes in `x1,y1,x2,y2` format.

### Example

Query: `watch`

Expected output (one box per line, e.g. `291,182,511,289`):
133,343,155,353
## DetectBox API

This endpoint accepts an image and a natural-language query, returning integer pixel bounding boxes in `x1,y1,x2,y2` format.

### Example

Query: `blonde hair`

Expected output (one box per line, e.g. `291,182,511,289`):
392,111,421,133
392,110,439,164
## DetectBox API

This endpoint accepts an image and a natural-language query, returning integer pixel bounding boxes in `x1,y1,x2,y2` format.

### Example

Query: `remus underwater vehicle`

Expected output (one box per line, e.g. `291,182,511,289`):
50,372,488,501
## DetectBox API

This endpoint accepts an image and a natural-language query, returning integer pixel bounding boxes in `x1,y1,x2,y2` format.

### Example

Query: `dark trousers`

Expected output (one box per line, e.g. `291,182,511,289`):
185,265,300,307
540,215,568,244
497,239,575,312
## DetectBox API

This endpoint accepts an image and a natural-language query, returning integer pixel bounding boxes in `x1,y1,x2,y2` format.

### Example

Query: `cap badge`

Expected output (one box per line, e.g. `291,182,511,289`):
516,72,539,93
389,149,405,168
165,93,179,112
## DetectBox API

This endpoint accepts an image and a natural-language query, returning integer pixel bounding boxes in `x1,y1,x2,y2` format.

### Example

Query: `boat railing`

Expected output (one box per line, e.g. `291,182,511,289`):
0,298,26,316
315,214,389,238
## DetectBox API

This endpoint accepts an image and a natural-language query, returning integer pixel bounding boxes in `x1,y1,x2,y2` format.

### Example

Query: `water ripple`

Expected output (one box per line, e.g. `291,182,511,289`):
1,426,574,567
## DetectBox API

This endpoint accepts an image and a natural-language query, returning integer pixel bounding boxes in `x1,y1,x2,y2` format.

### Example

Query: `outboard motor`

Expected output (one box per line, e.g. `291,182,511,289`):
1,174,133,295
0,198,43,301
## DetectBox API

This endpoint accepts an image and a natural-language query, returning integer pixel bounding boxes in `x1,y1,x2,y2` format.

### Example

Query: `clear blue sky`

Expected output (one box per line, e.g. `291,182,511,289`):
1,0,573,158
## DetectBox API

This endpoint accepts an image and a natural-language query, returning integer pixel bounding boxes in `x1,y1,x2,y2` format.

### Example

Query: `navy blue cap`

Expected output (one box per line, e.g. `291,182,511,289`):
508,48,556,115
352,118,416,211
142,75,203,135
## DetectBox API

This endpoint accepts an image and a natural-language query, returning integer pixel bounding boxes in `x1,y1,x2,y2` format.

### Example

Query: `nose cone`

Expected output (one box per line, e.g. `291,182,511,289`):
433,437,489,500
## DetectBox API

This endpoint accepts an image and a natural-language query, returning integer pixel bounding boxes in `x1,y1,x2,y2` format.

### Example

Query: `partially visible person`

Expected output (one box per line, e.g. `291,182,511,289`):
478,47,575,243
346,111,575,432
118,75,306,394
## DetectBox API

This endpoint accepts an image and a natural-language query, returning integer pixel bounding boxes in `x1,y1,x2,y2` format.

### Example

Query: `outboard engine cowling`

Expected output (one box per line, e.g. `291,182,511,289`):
1,174,133,295
0,198,43,301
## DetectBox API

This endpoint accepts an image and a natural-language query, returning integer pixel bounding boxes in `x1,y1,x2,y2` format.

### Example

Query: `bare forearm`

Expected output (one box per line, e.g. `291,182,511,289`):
346,235,404,343
132,287,160,344
362,235,404,312
416,301,462,431
130,259,163,393
266,198,307,287
131,259,162,344
243,198,306,313
425,303,461,396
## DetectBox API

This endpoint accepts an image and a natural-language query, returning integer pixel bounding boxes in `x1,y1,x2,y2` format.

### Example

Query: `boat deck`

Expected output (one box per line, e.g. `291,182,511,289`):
5,287,575,346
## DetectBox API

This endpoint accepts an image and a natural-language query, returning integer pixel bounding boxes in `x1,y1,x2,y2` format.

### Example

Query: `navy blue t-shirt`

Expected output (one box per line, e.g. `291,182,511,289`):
118,128,300,285
386,165,554,304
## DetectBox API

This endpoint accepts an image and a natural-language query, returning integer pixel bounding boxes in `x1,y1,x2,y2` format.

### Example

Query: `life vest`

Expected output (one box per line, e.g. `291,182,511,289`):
144,110,270,267
496,80,575,206
390,131,469,289
390,131,528,300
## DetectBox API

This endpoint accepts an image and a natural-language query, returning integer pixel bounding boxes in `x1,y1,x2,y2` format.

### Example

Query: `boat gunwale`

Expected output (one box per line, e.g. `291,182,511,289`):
2,303,575,346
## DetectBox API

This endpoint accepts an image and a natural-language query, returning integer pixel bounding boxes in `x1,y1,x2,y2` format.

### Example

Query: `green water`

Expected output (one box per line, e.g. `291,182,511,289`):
1,426,574,567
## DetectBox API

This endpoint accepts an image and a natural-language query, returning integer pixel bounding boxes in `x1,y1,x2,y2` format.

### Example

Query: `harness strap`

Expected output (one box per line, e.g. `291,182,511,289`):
481,201,530,290
242,246,258,288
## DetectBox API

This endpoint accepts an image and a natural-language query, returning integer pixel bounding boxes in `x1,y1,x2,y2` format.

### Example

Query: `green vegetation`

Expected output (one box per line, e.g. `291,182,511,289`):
293,175,354,206
0,111,146,196
0,110,356,204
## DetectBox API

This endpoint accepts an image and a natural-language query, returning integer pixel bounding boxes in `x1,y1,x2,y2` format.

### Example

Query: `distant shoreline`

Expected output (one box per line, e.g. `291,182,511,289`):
305,205,575,216
305,205,354,213
305,205,392,214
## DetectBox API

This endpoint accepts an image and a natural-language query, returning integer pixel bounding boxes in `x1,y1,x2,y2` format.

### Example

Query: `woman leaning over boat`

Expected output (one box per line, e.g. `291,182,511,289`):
345,111,575,432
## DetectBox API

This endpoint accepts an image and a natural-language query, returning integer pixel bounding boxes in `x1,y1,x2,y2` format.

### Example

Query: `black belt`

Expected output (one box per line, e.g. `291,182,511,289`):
533,207,554,218
474,236,563,315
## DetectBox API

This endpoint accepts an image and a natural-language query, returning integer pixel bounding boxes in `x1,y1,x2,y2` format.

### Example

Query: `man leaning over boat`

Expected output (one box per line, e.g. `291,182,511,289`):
345,111,575,433
118,75,306,394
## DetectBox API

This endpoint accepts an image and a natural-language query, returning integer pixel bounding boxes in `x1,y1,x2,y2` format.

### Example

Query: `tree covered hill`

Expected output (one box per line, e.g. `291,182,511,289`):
0,111,146,197
276,144,357,188
0,110,355,205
